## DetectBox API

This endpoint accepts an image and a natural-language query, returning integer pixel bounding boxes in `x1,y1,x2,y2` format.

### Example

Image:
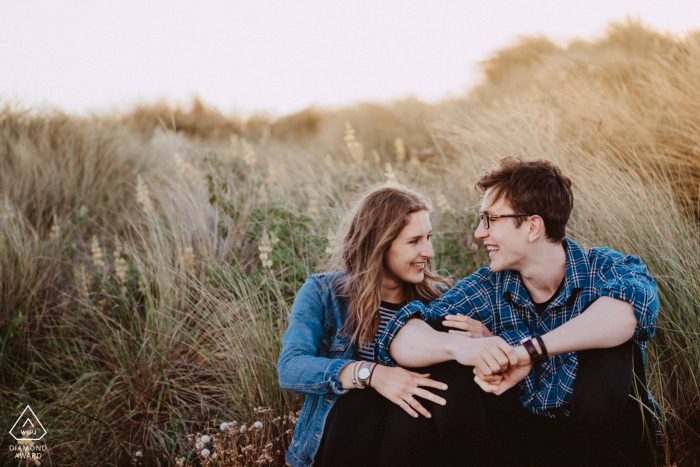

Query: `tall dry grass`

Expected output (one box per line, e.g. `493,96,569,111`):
1,20,699,466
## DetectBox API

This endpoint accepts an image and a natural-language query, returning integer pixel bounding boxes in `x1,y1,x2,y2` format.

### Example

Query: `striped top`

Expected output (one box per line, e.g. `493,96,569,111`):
357,301,402,362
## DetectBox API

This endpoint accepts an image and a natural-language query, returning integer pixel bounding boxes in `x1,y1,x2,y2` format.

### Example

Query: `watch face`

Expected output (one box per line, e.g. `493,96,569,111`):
358,368,371,379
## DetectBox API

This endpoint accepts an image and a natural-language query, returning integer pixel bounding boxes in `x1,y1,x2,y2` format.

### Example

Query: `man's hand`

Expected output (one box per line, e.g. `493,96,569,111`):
473,345,532,395
443,315,494,338
451,336,518,376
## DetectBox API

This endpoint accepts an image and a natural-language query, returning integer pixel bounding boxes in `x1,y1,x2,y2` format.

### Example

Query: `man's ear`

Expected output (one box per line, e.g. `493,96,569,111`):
528,216,545,242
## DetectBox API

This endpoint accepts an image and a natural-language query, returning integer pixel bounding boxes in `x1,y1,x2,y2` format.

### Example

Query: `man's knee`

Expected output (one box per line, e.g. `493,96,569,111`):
570,341,635,430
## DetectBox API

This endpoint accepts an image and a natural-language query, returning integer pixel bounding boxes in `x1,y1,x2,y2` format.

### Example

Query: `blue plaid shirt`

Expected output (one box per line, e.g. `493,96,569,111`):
374,238,659,418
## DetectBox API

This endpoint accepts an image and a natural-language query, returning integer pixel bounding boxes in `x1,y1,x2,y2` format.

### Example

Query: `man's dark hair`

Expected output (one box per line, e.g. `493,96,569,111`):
475,156,574,243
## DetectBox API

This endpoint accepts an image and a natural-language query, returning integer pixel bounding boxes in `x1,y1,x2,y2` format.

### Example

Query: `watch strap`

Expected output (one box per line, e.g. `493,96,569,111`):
520,337,540,365
534,335,548,361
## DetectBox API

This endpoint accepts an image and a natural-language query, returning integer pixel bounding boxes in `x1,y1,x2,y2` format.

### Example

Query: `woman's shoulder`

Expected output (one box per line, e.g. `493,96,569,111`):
300,271,347,298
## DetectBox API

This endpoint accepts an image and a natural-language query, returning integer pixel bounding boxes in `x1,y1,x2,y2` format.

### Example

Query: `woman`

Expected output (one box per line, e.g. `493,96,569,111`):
278,185,457,467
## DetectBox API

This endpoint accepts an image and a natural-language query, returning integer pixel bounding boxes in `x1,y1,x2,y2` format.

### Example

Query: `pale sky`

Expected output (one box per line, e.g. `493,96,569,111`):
1,1,697,116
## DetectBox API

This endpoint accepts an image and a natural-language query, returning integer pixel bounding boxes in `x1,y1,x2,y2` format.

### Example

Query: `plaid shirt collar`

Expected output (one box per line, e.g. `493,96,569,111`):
502,237,587,310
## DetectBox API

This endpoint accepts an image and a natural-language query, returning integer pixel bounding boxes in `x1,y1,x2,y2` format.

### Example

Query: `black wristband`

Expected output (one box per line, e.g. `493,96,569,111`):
534,335,549,361
521,338,540,365
367,363,377,388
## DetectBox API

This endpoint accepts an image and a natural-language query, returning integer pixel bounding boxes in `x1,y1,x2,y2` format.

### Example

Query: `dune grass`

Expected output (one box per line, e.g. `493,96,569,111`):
1,20,699,466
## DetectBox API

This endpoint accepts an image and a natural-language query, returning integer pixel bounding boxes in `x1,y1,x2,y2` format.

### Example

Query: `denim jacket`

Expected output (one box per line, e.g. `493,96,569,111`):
277,272,358,467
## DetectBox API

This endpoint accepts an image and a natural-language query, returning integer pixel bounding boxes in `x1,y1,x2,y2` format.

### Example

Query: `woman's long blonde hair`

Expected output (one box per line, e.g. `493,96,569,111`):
326,185,451,348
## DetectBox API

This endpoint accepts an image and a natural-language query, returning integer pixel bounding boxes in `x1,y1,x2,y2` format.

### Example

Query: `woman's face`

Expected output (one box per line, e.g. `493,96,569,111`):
382,210,435,287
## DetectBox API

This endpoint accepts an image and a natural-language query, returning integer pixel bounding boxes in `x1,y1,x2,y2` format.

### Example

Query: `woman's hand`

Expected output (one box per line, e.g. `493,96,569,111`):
369,365,448,419
443,315,494,338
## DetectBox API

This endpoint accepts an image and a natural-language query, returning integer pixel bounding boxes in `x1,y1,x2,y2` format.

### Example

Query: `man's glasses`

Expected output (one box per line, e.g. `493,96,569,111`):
479,214,533,229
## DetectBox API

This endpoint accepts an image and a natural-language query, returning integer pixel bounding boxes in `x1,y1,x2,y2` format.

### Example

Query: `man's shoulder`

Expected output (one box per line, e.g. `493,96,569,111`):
455,267,501,290
585,246,645,270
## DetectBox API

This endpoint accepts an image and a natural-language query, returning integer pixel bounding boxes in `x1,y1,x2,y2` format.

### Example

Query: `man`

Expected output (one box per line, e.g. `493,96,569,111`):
373,156,667,466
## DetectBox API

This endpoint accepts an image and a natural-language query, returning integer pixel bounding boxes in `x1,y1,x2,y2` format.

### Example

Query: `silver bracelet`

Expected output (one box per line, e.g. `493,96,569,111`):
351,361,364,389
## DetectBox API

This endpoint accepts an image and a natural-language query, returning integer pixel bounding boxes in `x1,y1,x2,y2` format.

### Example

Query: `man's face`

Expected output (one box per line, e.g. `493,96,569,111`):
474,189,531,273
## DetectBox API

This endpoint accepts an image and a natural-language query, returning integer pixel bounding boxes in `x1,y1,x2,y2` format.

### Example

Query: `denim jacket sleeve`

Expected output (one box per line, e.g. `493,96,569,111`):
277,274,353,396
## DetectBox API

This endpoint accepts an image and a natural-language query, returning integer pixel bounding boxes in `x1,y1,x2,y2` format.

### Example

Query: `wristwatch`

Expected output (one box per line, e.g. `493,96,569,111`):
358,362,373,387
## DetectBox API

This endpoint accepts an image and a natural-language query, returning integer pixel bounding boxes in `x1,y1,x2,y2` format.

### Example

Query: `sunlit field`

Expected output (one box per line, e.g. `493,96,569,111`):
1,21,699,466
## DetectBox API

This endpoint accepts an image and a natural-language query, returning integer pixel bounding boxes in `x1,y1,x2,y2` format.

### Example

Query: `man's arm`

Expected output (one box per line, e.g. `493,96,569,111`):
540,296,637,355
374,270,493,367
477,296,639,395
477,250,659,395
390,318,519,376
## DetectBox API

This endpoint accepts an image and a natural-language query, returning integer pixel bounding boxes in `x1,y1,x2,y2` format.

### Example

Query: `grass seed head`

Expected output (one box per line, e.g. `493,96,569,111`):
394,137,406,162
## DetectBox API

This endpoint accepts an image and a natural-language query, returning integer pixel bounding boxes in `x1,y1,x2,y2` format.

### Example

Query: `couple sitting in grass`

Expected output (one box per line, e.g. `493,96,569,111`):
278,156,670,466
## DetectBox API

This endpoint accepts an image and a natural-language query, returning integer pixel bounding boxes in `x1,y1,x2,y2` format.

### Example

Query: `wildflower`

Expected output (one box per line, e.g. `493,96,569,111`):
137,272,148,294
176,457,185,467
308,198,319,216
258,231,273,268
220,422,230,431
195,441,205,451
136,175,153,212
240,424,247,434
211,452,218,459
135,451,143,457
394,137,406,162
258,184,268,203
49,223,60,240
436,194,455,215
242,139,256,166
78,264,90,302
200,435,211,444
174,153,203,186
384,163,399,186
265,164,277,185
253,421,263,430
325,229,336,254
201,448,210,457
91,235,104,268
114,237,130,285
183,246,195,272
344,122,363,167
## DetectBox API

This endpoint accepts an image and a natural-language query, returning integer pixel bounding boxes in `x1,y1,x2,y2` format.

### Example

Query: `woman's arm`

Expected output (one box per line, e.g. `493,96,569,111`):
278,275,450,416
277,275,354,395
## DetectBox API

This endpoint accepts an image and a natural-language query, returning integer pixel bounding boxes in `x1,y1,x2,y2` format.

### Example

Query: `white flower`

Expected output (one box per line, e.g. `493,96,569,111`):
201,448,210,457
195,441,204,451
200,435,211,444
253,421,263,430
240,424,247,433
135,451,143,457
212,452,218,459
220,422,230,431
